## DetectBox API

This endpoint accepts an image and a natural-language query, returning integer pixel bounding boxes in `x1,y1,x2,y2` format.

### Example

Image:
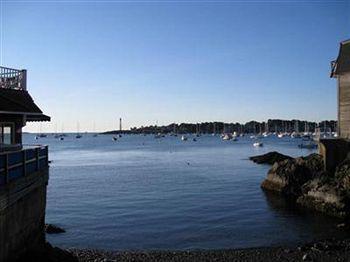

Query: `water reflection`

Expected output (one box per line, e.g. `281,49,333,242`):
262,190,349,244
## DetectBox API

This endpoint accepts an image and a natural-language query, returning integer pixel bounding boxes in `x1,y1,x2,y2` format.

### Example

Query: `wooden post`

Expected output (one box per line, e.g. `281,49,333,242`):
23,150,26,177
36,148,40,171
4,154,9,184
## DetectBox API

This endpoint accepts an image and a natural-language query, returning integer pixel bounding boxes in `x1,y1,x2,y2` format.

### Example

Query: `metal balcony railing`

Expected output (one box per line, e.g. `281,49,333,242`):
0,145,48,186
0,66,27,90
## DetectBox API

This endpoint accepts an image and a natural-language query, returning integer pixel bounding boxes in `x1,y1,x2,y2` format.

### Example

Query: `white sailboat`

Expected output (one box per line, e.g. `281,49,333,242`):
222,133,233,140
222,124,232,140
76,122,82,139
54,123,60,139
93,121,98,137
253,141,263,147
196,123,201,137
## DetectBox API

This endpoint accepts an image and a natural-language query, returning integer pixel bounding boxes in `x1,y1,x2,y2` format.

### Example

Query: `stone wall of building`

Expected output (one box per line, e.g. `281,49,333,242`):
338,73,350,139
319,139,350,173
0,169,49,261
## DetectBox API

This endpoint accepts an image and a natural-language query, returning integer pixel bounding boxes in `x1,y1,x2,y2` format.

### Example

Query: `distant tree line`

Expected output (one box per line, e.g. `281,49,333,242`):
108,119,336,134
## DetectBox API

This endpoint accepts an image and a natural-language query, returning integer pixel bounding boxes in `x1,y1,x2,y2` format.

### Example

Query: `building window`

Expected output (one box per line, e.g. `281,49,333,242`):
0,123,14,145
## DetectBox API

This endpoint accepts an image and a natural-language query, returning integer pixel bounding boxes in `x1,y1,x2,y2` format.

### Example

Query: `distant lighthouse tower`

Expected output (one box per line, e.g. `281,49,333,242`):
119,118,122,132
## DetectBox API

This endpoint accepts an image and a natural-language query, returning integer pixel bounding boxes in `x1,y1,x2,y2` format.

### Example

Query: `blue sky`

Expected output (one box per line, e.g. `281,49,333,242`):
1,0,349,132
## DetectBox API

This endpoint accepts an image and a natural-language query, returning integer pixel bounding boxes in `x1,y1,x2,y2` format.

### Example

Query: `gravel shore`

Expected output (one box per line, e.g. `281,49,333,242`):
67,238,350,262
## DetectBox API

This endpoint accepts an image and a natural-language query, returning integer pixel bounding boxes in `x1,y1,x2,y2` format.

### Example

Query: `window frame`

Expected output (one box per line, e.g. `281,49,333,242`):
0,122,15,145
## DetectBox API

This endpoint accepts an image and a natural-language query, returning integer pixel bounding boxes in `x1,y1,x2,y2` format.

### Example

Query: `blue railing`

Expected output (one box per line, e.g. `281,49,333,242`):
0,146,48,186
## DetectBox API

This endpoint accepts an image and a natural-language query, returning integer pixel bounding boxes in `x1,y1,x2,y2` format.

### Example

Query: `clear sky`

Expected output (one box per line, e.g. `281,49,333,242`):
1,0,349,132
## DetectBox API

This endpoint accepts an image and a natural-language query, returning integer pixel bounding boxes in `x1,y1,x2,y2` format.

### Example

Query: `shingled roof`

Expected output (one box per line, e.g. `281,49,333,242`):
0,89,50,122
331,39,350,77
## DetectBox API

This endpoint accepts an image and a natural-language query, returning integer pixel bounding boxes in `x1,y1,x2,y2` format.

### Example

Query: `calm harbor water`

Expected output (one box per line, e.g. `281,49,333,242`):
24,134,348,250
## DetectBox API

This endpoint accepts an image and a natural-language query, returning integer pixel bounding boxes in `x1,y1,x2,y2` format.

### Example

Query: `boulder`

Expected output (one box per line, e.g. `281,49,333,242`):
45,224,66,234
261,154,324,197
296,155,350,218
249,151,292,165
334,154,350,190
297,178,347,218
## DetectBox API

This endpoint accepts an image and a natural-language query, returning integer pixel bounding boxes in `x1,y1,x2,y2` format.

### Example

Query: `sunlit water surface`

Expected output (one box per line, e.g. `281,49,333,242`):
23,134,348,250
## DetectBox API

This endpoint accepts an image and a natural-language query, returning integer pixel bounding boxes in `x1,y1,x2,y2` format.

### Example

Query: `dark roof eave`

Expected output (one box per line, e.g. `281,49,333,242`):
332,40,350,76
0,111,51,122
26,114,51,122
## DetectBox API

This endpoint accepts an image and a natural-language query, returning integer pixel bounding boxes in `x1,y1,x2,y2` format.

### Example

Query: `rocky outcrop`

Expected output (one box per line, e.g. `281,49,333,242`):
249,151,292,165
45,224,66,234
261,152,350,218
297,178,347,218
261,154,324,197
296,155,350,218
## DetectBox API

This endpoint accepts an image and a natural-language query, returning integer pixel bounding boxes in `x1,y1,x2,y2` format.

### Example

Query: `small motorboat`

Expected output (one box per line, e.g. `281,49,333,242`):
112,136,118,141
277,133,284,138
262,132,270,137
253,142,263,147
181,135,188,141
59,137,64,141
291,132,301,138
222,133,233,141
154,133,162,139
76,134,82,139
193,138,197,142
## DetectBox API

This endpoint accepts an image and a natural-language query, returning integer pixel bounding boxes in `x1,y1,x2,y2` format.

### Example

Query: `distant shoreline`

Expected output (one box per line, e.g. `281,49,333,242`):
104,119,337,135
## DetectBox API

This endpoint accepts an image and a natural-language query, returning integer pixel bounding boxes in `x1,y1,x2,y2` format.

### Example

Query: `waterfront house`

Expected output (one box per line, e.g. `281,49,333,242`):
0,66,50,261
331,39,350,139
320,40,350,172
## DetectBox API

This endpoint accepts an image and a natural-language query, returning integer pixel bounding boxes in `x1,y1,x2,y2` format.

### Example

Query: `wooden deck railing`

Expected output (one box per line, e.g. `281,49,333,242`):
0,66,27,90
0,146,48,186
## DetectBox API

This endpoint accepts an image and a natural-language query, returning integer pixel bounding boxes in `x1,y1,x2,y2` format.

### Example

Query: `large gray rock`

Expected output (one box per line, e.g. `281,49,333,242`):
297,178,347,218
296,154,350,218
261,154,324,197
250,151,292,165
45,224,65,234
